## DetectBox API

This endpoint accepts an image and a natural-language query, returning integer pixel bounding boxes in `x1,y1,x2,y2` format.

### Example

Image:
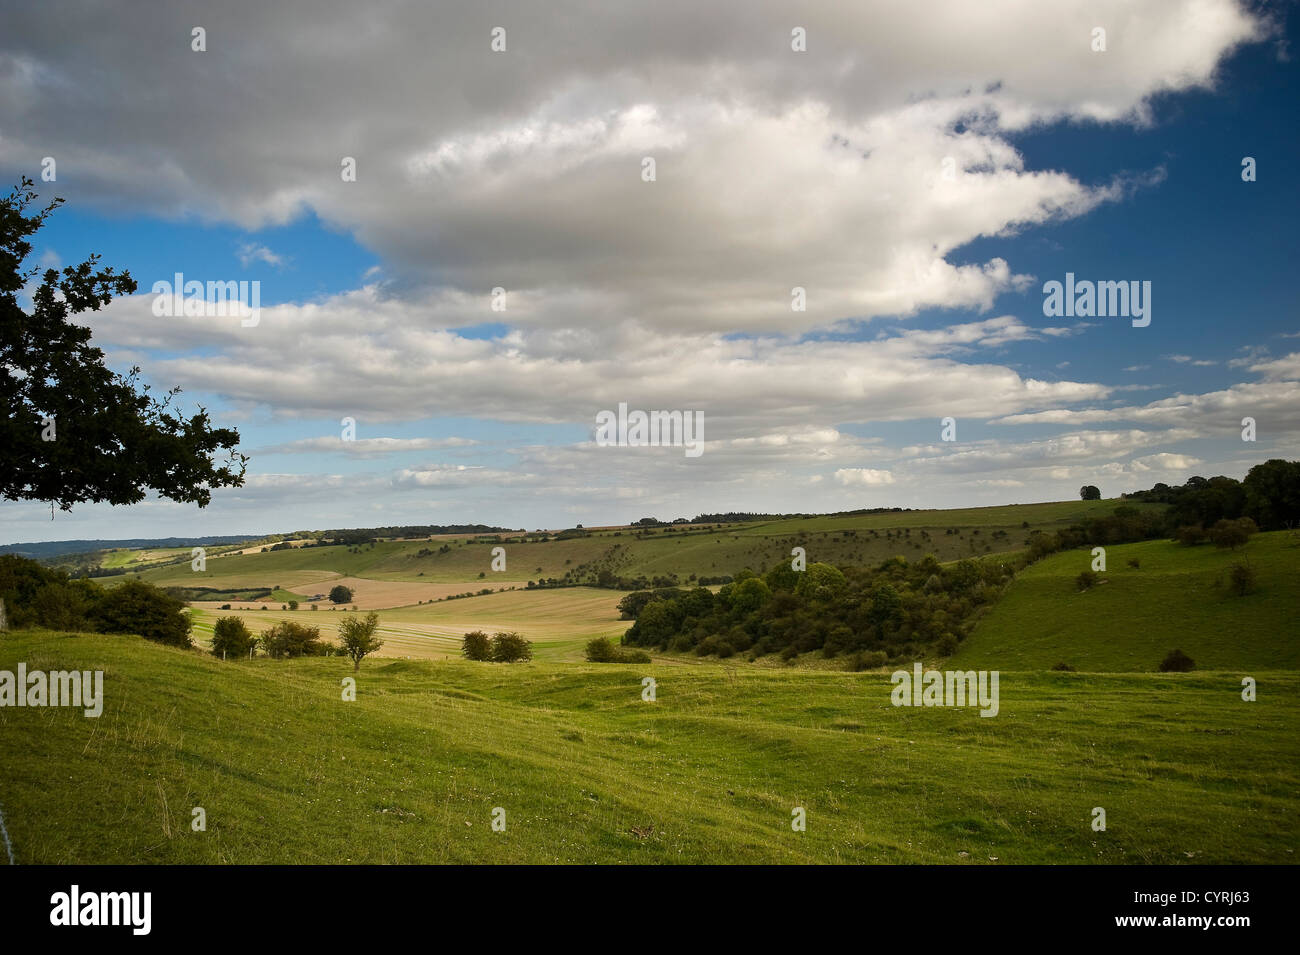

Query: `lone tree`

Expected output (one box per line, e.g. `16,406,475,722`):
1079,485,1101,501
1,179,247,511
328,584,354,604
338,612,383,670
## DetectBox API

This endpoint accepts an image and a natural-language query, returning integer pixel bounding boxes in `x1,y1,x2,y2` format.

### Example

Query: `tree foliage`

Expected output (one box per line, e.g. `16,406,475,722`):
0,179,246,511
338,612,383,670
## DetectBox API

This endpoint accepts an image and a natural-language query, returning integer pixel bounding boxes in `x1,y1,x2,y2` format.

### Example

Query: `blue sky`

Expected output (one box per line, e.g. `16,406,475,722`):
1,0,1297,542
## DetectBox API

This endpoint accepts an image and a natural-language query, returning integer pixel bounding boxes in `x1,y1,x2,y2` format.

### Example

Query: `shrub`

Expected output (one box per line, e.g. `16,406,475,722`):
287,600,299,610
211,616,254,658
1075,570,1098,591
92,579,192,647
260,620,325,658
338,612,384,670
1126,558,1140,569
1228,561,1256,597
462,630,492,660
1159,649,1196,672
1208,517,1258,550
847,650,888,672
1051,662,1076,672
490,631,533,663
328,585,354,604
27,580,97,632
935,634,959,656
695,634,734,657
1175,525,1205,546
585,637,651,663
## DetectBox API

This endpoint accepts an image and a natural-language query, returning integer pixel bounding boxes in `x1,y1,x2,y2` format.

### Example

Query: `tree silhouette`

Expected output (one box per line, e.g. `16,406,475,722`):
1,179,246,512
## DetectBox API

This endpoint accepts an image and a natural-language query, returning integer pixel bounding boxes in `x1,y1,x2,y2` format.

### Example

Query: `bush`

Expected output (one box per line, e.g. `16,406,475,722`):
461,630,492,661
211,616,254,658
1126,558,1140,569
1051,662,1076,672
338,612,383,670
260,620,325,658
287,600,299,611
1175,525,1205,546
490,631,533,663
1159,649,1196,672
92,579,192,647
1208,517,1257,550
1227,561,1256,597
585,637,652,663
328,585,354,604
847,650,888,672
1075,570,1098,591
27,580,97,632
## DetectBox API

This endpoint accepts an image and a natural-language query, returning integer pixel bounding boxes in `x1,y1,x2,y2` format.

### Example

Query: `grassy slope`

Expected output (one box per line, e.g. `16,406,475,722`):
1,630,1295,864
126,499,1143,599
954,532,1300,672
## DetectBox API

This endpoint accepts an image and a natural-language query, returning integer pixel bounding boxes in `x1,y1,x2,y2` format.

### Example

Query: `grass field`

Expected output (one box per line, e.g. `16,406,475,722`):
1,630,1295,864
189,587,628,662
120,500,1150,612
954,531,1300,672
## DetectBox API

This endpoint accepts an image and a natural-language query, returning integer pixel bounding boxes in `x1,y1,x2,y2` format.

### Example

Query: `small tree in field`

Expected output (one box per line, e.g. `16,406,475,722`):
211,616,254,658
490,631,533,663
1227,561,1256,597
1079,485,1101,501
1208,517,1257,550
328,584,354,604
462,630,491,661
338,612,383,671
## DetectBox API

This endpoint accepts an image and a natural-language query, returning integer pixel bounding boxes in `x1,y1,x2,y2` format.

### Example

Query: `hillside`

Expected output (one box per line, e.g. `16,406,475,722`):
122,499,1144,607
954,531,1300,672
1,630,1295,864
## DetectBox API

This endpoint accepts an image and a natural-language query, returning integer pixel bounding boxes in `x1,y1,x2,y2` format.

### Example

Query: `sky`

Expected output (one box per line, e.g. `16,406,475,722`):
1,0,1298,542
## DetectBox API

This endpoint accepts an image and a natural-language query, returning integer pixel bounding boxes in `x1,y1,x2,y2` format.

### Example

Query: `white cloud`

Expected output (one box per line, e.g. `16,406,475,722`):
834,468,895,486
236,243,287,269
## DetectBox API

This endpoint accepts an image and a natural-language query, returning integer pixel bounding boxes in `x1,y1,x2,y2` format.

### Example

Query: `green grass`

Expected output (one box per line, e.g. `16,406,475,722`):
955,531,1300,672
123,499,1144,601
1,630,1294,864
